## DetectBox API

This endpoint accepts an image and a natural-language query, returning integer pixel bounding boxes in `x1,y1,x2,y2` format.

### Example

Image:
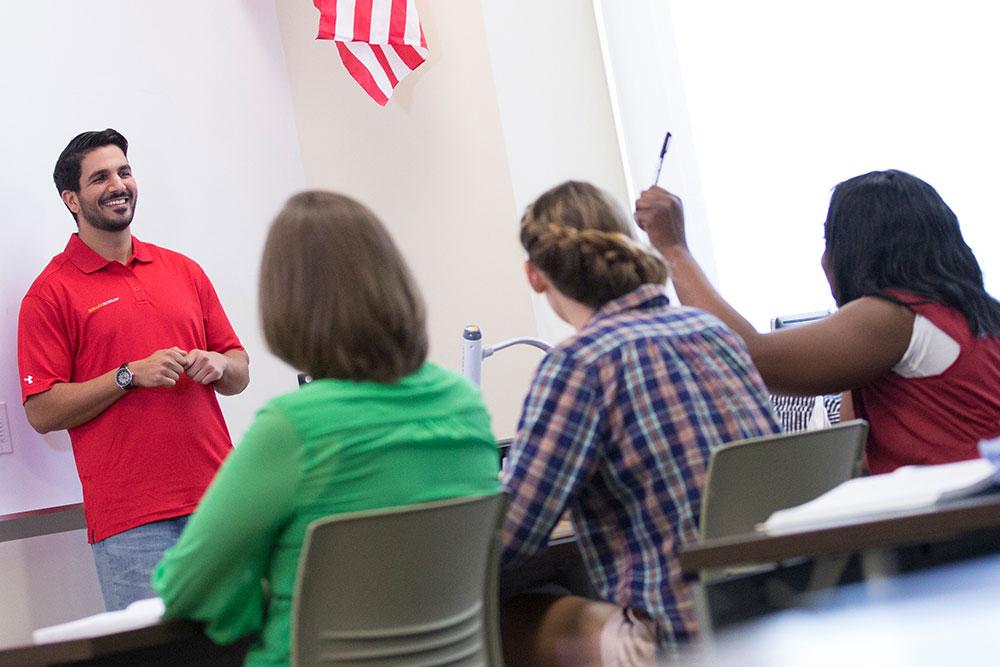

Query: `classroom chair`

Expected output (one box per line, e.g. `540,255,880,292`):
700,419,868,541
290,492,506,667
691,419,868,633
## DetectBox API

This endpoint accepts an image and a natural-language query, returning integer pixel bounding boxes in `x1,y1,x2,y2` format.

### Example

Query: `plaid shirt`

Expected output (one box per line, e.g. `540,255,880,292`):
500,284,780,642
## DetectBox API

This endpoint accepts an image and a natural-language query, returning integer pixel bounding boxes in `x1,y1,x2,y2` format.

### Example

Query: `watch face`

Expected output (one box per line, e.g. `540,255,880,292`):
116,367,133,388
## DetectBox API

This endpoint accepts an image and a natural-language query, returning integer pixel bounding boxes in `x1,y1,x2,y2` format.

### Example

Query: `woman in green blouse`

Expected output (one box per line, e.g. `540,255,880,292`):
152,191,500,666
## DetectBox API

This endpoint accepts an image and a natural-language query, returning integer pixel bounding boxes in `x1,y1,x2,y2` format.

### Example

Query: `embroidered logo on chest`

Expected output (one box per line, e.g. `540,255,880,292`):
87,296,121,314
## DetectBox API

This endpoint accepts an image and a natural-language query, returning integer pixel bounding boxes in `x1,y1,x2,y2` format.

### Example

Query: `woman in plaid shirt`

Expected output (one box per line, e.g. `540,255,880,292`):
500,181,780,664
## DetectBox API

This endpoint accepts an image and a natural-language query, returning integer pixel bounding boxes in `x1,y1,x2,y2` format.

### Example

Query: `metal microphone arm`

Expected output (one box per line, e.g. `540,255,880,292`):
484,337,552,357
461,325,551,386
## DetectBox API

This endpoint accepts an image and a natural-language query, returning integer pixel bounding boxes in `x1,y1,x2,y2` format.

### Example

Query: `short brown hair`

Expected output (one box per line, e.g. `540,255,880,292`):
520,181,668,309
260,190,428,383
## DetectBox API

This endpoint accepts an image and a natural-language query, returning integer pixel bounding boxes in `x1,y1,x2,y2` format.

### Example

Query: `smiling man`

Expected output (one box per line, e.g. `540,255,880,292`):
16,128,250,611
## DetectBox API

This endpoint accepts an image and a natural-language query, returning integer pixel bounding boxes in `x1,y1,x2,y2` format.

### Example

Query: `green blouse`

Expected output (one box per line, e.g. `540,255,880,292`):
152,363,500,666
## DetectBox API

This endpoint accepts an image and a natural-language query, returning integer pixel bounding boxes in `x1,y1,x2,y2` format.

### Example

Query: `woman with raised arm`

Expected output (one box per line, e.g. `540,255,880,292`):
499,181,780,663
635,170,1000,474
152,191,499,666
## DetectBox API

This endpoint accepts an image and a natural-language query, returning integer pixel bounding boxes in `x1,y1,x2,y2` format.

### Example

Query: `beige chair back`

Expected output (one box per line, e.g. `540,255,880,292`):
700,420,868,540
291,493,506,667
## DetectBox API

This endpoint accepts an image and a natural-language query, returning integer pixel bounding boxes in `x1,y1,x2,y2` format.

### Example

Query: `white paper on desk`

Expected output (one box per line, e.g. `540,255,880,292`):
32,597,164,644
760,457,999,534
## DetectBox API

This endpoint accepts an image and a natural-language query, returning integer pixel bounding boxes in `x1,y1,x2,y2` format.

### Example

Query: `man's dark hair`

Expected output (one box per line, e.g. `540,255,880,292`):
53,128,129,195
824,169,1000,337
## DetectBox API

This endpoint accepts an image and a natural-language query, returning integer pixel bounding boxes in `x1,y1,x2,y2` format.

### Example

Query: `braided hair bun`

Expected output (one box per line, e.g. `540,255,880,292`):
520,181,668,309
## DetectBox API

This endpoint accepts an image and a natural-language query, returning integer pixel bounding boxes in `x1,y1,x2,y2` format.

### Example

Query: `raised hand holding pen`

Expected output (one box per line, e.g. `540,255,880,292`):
635,185,686,253
652,131,672,185
639,130,687,252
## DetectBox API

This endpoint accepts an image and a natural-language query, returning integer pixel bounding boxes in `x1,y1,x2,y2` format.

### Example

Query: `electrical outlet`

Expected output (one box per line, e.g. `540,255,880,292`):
0,401,12,454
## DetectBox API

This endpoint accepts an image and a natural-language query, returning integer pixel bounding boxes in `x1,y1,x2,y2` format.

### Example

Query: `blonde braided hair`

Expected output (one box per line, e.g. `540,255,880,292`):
520,181,668,309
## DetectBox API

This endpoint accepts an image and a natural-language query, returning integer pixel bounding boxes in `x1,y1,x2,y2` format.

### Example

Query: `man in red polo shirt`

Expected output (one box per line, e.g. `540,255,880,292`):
17,128,250,611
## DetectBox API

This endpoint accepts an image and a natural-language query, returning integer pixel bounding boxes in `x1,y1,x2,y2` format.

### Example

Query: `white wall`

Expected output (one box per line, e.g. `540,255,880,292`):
664,0,1000,329
591,0,719,291
481,0,628,346
0,0,304,644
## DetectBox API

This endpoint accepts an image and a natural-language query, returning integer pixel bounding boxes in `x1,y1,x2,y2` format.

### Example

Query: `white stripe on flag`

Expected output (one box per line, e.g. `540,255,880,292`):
369,0,392,44
346,42,394,99
335,0,357,41
383,44,412,80
403,0,421,46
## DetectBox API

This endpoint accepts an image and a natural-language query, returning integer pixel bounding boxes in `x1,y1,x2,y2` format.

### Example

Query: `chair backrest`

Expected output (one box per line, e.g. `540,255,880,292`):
291,492,506,667
700,419,868,540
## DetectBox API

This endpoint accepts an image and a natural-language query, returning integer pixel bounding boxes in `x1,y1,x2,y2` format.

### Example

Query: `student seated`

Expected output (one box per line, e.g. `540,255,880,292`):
635,169,1000,474
151,191,500,665
499,182,781,660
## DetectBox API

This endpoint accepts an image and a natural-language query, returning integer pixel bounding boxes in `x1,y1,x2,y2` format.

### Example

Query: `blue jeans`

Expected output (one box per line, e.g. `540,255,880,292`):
91,515,190,611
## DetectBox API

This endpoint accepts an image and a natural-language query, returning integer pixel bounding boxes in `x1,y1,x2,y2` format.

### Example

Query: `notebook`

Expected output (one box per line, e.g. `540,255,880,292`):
32,597,164,644
760,456,999,534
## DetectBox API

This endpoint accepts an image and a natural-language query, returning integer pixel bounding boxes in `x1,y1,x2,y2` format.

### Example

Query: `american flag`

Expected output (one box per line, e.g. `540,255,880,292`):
313,0,429,106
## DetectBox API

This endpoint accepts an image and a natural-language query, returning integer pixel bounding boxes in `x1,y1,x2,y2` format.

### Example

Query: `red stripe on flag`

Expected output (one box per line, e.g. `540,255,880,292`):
314,0,337,39
419,22,426,48
392,44,424,70
354,0,374,43
388,0,407,46
336,42,390,106
371,47,399,87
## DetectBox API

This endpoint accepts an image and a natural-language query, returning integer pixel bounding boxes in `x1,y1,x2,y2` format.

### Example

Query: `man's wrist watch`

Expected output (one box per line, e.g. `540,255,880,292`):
115,363,135,390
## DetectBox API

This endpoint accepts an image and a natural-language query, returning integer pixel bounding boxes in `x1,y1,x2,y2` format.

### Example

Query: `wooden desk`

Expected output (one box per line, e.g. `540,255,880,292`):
679,491,1000,577
0,509,579,665
679,491,1000,629
0,619,250,667
680,551,1000,665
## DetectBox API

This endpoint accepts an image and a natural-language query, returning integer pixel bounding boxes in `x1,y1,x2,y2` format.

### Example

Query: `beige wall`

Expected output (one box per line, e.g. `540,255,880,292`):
274,0,545,437
481,0,629,345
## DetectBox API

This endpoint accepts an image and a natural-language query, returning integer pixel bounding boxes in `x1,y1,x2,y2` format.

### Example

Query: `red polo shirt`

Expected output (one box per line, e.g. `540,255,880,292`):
17,234,243,542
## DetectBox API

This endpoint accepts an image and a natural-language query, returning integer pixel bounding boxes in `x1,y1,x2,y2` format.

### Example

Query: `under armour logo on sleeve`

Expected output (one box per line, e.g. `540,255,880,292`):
23,376,33,385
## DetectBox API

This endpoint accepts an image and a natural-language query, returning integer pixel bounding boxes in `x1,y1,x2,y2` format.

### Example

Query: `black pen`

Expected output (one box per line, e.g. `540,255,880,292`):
653,131,672,185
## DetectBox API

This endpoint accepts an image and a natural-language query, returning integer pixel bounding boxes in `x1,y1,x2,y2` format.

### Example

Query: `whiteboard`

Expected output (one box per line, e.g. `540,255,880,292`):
0,1,306,514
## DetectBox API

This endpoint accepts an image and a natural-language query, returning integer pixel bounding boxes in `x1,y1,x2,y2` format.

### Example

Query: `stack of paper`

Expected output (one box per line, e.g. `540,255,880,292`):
761,457,999,534
32,597,164,644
